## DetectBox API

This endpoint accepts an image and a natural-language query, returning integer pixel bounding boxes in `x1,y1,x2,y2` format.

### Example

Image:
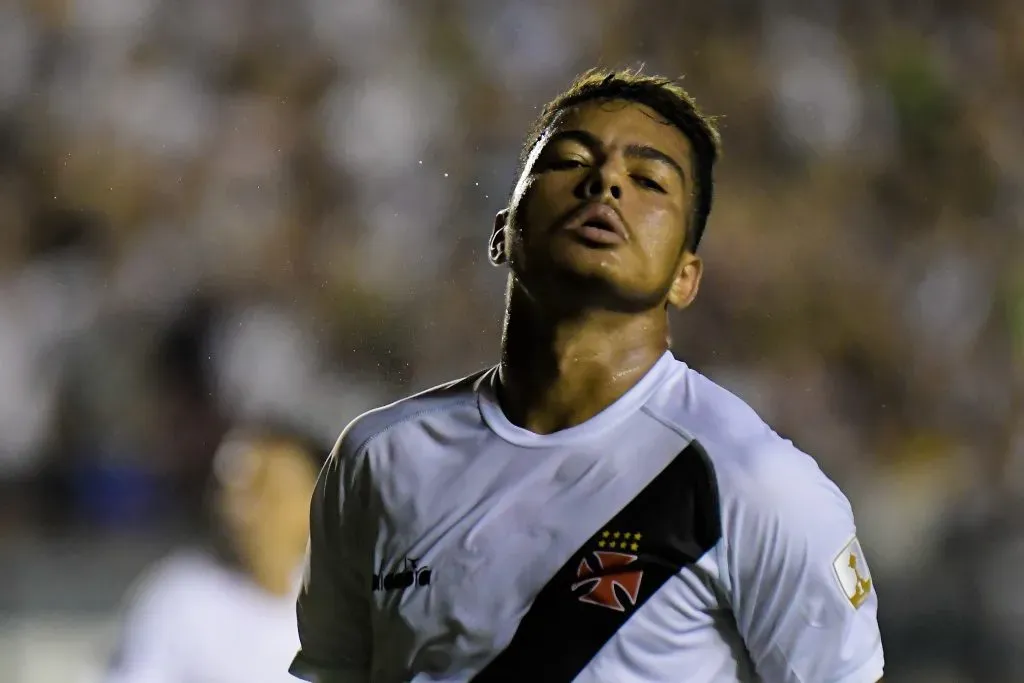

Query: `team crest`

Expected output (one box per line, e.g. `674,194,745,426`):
570,531,645,612
832,536,873,609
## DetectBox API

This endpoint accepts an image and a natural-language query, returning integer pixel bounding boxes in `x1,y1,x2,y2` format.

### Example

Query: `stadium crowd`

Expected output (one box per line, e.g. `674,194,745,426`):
0,0,1021,681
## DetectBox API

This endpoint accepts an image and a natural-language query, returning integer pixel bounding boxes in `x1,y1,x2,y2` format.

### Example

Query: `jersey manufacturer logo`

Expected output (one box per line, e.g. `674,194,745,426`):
832,537,873,608
372,557,432,592
570,530,645,612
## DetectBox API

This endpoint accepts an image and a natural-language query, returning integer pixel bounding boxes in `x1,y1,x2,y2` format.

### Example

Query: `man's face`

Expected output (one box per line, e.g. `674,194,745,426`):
493,100,702,312
253,442,319,556
220,438,319,561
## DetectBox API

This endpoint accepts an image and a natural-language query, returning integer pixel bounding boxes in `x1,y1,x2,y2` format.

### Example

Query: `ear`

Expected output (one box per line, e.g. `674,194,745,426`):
667,251,703,310
489,209,509,266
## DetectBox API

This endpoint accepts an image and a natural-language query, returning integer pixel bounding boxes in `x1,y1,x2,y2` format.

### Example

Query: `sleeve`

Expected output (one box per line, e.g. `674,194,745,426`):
720,446,884,683
290,432,373,683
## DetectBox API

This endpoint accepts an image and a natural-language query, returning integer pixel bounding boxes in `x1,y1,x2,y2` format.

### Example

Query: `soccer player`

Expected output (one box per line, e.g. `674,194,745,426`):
292,69,884,683
100,421,328,683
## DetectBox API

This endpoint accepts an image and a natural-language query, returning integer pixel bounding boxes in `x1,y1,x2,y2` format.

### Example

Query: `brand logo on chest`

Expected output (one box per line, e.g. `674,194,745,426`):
372,557,432,592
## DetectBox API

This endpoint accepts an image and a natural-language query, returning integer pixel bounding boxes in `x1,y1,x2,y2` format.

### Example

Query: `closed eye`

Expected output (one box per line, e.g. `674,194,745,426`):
632,175,666,193
546,159,587,171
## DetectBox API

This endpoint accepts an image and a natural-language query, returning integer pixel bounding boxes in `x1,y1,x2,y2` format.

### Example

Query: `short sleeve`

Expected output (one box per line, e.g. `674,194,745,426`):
290,433,373,683
720,445,884,683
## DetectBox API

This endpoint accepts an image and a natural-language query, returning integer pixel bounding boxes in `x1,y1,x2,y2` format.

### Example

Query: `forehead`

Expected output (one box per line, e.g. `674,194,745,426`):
258,441,317,472
219,438,317,489
543,100,693,163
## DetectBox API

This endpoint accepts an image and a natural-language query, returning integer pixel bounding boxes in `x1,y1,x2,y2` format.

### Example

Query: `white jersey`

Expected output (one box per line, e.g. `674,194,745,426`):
104,551,301,683
293,352,884,683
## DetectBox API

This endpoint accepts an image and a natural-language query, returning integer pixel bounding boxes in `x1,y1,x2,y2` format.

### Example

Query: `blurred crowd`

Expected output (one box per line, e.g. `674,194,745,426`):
0,0,1022,681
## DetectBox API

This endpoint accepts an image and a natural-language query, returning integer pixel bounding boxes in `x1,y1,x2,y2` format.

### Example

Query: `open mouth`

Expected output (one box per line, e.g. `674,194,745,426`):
581,218,614,232
563,205,627,246
568,222,625,246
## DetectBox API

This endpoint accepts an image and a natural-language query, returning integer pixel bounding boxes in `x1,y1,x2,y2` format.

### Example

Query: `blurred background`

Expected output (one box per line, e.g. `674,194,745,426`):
0,0,1022,681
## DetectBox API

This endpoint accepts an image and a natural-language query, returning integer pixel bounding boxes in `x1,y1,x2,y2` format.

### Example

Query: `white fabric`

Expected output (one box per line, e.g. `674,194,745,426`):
105,551,300,683
295,353,884,683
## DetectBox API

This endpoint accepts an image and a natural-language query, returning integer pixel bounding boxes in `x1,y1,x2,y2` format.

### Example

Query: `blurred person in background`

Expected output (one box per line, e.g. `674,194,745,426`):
96,420,328,683
292,69,883,683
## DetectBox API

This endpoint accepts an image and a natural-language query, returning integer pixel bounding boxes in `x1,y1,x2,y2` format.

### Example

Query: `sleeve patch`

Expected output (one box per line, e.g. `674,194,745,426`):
832,536,873,609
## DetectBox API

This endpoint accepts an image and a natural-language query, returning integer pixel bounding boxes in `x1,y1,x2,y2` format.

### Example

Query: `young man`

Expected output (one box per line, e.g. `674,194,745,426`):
101,421,328,683
292,69,884,683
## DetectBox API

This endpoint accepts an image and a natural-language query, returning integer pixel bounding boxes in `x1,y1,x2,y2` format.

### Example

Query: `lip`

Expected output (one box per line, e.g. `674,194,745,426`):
561,203,628,245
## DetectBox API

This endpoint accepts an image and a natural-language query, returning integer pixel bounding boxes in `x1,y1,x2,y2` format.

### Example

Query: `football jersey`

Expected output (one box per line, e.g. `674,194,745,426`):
103,551,302,683
292,352,884,683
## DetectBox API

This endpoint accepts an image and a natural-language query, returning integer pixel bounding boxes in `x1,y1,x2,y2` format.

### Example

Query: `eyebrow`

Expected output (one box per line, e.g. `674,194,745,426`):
544,130,688,187
624,144,687,186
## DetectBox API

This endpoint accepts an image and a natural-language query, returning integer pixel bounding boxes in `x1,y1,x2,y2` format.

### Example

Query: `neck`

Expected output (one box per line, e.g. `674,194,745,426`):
498,282,670,434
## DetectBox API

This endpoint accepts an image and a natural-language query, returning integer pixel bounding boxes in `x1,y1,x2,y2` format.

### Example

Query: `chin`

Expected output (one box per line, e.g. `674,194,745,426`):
547,241,625,277
515,245,662,310
534,268,660,313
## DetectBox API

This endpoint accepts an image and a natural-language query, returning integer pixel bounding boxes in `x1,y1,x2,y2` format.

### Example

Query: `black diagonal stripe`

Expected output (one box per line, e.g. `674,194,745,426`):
472,440,721,683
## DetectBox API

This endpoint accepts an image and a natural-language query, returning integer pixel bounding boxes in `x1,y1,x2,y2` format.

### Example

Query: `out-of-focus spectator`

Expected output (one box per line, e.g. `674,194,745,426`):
92,421,328,683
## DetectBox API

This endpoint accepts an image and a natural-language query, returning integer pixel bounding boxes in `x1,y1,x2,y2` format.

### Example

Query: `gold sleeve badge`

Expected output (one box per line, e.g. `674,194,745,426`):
832,536,873,609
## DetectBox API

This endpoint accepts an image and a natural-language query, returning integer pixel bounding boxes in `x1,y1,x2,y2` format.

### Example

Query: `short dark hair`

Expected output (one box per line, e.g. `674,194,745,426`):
520,68,721,252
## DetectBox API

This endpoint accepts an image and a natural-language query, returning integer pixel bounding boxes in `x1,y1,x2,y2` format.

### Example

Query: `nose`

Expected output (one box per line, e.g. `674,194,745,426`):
578,165,621,201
